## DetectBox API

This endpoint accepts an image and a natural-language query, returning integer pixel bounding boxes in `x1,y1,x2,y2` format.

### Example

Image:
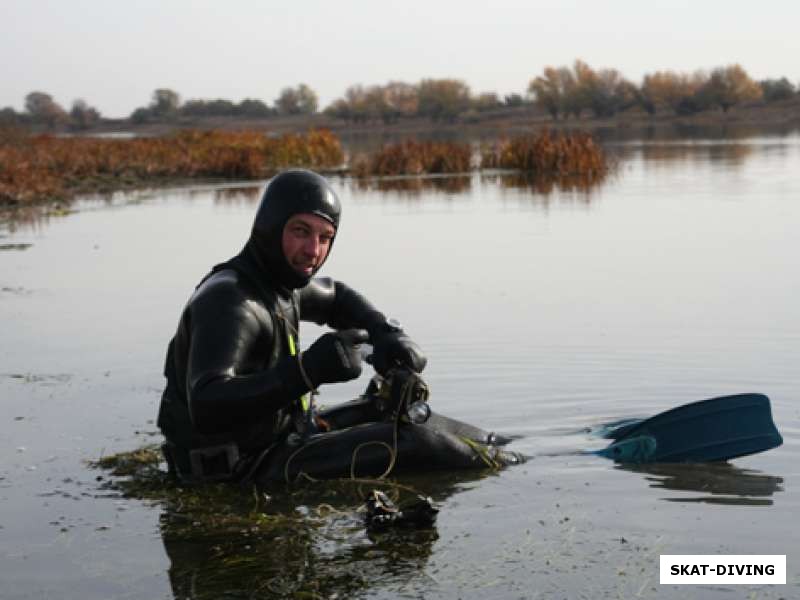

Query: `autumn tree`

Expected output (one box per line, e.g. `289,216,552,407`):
699,65,762,112
382,81,419,121
69,99,101,129
585,68,637,117
325,82,419,123
324,85,371,122
528,66,568,120
275,84,318,115
472,92,501,112
24,91,68,128
641,71,694,114
529,61,634,120
417,79,471,122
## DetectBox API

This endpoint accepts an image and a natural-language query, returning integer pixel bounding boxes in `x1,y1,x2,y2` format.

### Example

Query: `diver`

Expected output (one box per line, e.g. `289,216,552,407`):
157,169,521,485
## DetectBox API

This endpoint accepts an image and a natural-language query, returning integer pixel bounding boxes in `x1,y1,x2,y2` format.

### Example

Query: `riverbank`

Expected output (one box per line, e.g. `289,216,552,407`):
50,95,800,142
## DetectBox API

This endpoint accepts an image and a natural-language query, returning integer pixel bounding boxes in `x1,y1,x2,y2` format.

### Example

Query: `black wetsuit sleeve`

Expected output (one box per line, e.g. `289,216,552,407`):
297,277,386,331
186,280,308,435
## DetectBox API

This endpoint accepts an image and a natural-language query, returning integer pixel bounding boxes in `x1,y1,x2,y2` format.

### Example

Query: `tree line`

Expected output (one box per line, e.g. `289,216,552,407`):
1,61,797,130
527,60,793,119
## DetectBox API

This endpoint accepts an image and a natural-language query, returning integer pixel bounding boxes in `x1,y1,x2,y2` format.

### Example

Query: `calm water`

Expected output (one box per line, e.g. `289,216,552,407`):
1,134,799,599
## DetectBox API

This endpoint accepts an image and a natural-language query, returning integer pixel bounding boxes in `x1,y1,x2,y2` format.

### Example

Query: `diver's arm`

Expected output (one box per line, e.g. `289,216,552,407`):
298,277,427,374
297,277,385,330
186,280,308,435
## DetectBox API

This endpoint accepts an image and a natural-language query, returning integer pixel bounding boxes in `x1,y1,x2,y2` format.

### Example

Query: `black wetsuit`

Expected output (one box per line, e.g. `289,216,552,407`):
157,246,513,484
158,245,387,478
157,169,519,485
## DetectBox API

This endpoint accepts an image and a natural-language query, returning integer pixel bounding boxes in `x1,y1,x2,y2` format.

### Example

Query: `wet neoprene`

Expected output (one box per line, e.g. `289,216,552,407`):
369,325,427,376
157,170,427,465
300,328,370,387
250,169,341,290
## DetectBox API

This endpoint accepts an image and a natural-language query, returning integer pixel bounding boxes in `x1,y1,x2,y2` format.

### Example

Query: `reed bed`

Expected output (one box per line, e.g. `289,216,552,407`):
0,128,343,206
480,130,607,175
352,140,472,177
1,127,609,207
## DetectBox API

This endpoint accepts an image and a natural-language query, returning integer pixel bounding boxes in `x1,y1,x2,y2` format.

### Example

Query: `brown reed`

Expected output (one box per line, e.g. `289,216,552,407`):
0,128,343,206
352,140,472,177
479,130,607,176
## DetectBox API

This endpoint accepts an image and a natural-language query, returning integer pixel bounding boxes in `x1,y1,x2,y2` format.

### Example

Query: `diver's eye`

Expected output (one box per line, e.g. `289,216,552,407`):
292,225,310,237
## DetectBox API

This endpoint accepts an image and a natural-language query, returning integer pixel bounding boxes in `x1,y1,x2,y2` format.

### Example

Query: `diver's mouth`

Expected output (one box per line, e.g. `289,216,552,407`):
294,262,316,275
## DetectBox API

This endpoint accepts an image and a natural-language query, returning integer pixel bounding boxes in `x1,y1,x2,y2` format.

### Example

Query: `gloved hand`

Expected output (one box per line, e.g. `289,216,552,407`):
370,322,427,376
300,328,369,387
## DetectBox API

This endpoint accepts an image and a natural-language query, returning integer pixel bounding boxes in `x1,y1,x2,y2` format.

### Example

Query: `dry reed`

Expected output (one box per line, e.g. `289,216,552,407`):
480,130,607,175
352,140,472,177
0,128,344,206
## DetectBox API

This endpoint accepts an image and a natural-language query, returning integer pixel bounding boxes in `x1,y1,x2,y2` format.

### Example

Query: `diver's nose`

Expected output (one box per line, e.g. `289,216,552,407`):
303,236,321,258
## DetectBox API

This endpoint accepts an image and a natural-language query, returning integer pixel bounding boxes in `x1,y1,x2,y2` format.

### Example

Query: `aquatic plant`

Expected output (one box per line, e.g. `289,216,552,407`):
89,445,443,598
0,128,344,206
352,140,472,176
480,130,607,176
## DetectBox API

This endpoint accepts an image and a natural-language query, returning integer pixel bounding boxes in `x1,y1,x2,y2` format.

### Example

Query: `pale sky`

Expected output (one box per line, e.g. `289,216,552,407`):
2,0,799,118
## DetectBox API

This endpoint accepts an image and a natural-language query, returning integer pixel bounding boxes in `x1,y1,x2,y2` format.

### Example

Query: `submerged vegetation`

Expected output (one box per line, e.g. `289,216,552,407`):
0,128,343,206
88,445,453,599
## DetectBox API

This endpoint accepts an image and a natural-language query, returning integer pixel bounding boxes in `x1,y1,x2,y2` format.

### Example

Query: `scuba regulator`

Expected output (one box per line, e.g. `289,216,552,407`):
363,359,431,425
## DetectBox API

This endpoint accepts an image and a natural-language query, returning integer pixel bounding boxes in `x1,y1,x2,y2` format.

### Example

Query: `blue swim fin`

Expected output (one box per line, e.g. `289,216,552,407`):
594,393,782,463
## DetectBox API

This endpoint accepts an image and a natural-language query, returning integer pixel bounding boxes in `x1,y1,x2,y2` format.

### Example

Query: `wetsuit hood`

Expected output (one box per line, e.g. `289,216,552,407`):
247,169,341,290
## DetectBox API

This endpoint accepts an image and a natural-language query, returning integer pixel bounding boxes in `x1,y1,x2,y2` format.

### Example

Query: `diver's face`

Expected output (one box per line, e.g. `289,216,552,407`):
281,213,336,277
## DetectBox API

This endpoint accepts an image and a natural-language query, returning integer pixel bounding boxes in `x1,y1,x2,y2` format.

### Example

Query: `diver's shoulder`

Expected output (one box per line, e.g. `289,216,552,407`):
192,268,256,304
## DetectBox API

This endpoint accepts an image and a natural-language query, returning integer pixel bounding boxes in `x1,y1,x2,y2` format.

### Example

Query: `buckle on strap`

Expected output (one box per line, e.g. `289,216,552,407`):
188,443,240,481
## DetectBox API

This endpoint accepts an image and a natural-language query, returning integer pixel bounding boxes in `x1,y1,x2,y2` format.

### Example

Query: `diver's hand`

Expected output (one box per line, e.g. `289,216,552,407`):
301,328,369,386
370,322,427,375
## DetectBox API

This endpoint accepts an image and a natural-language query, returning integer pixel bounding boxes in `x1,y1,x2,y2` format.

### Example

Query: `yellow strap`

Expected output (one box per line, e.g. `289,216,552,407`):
287,333,310,412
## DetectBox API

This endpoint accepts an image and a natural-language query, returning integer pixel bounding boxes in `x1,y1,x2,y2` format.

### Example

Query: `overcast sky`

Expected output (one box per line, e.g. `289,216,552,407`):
2,0,799,118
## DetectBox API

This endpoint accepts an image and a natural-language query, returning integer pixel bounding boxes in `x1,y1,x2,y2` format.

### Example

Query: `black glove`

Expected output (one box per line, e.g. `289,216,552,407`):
370,320,427,376
300,328,369,387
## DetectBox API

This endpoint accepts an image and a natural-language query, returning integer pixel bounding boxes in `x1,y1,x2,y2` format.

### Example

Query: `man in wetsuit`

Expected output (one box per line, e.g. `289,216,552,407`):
157,169,427,482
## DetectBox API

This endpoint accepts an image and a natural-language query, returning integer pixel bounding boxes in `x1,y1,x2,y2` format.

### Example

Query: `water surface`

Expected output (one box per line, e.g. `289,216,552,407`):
1,134,798,599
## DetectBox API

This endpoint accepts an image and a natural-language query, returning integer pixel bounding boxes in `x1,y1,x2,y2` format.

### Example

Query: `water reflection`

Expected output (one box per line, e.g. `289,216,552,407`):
0,203,75,233
482,170,609,197
212,185,263,205
351,174,472,194
613,142,756,166
159,471,488,600
619,462,784,506
346,169,611,198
